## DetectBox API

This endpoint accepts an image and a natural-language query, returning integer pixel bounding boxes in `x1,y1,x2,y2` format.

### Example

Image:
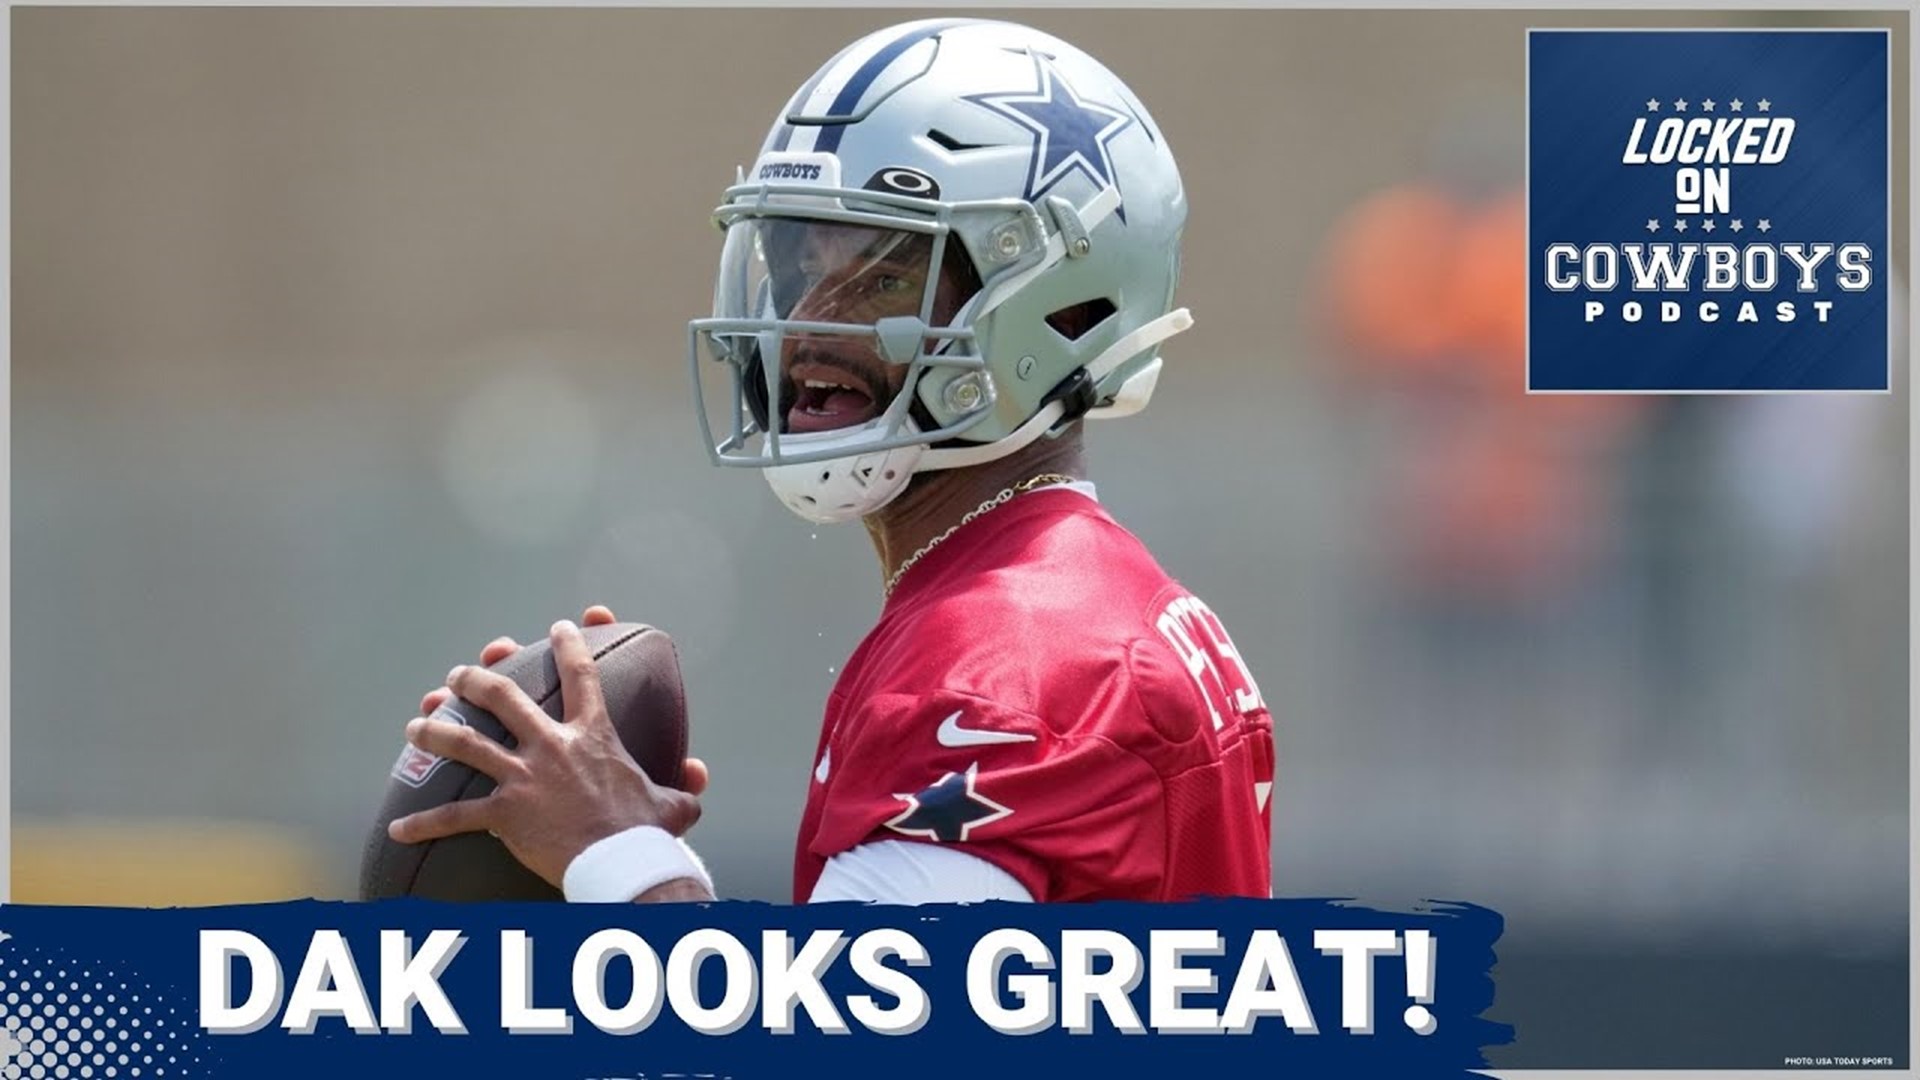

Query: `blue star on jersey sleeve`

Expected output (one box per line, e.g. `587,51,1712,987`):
883,761,1014,843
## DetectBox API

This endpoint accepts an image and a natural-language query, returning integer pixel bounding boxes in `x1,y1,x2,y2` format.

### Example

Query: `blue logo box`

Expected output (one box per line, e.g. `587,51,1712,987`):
1527,30,1889,392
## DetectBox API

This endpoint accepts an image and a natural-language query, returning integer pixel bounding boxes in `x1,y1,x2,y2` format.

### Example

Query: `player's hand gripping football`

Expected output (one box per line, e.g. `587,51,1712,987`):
411,605,713,797
389,606,711,894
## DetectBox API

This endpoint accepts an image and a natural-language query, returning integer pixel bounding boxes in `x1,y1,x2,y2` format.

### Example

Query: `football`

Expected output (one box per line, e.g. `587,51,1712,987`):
359,622,689,901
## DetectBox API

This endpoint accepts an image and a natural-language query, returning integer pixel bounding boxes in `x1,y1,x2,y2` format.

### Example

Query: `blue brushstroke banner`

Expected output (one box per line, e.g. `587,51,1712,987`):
1528,29,1890,391
0,898,1510,1079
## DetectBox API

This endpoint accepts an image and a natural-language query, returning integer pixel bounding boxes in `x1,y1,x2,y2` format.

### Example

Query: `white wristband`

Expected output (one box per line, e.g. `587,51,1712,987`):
562,825,713,903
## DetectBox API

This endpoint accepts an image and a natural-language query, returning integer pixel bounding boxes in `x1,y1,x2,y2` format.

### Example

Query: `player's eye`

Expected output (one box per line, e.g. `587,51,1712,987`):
874,273,915,295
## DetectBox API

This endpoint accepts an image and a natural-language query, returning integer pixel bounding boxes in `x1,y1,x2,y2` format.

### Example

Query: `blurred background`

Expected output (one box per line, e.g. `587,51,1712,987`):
9,7,1908,1068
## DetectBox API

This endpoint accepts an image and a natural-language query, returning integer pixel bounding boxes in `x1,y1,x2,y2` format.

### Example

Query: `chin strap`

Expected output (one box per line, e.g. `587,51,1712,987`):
1085,357,1161,420
919,399,1069,471
918,306,1193,472
1084,306,1190,419
1088,307,1192,385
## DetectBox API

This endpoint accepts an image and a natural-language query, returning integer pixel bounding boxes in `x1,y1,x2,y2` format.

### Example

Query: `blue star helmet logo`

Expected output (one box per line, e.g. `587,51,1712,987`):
966,50,1135,220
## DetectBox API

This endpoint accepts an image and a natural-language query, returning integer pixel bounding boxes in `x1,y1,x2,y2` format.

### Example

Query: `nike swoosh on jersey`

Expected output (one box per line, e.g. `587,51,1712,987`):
936,710,1037,748
815,746,832,783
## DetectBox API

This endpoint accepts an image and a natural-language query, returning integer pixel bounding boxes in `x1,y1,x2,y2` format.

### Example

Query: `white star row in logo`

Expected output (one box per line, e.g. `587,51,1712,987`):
1646,218,1772,234
1645,97,1771,113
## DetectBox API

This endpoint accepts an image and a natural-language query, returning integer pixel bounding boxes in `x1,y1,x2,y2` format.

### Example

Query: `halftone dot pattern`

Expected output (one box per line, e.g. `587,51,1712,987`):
0,945,210,1079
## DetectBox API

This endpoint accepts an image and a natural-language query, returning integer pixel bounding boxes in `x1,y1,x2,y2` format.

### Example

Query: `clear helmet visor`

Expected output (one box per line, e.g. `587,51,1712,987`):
692,214,993,466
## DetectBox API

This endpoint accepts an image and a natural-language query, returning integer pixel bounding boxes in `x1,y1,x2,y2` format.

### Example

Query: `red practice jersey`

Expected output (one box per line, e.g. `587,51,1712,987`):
793,487,1275,902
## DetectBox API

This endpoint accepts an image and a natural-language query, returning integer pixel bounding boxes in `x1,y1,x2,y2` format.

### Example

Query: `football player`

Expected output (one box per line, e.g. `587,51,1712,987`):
391,18,1275,904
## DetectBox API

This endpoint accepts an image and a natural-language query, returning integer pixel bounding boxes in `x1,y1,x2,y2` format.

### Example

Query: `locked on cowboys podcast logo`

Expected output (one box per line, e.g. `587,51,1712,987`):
1528,30,1889,391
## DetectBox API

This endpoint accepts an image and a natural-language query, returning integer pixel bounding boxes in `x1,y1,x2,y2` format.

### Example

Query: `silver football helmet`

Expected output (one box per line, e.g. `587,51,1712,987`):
688,18,1191,524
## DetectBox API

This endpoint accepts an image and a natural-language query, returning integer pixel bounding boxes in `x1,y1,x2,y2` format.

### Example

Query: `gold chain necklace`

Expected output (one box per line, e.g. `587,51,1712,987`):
884,473,1077,596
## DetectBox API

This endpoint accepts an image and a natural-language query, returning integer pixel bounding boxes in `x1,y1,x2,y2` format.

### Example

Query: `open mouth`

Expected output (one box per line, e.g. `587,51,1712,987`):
785,358,883,434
